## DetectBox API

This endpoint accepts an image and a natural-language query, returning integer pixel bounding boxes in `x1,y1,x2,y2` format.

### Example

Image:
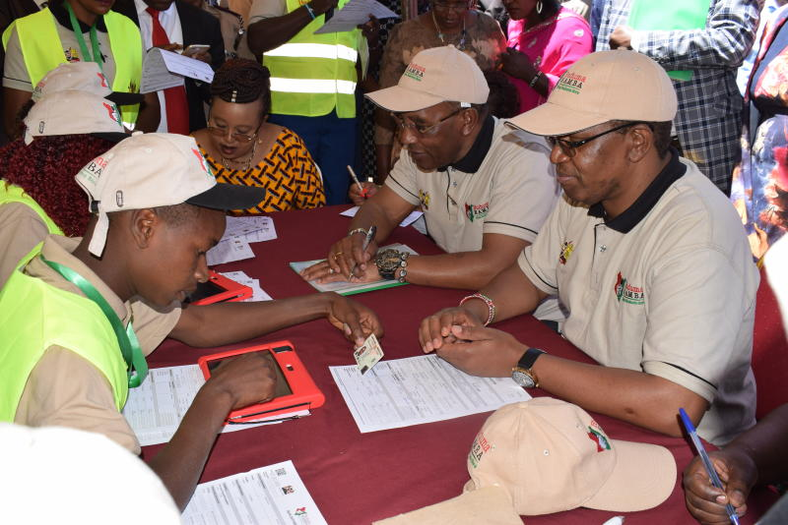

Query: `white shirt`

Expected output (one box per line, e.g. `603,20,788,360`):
134,0,184,132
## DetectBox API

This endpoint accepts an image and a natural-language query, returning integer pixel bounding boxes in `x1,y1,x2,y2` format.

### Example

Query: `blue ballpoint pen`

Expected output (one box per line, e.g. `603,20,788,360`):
679,408,740,525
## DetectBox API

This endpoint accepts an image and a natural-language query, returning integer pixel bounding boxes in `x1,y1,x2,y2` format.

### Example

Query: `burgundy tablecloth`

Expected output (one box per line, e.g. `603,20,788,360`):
144,205,777,525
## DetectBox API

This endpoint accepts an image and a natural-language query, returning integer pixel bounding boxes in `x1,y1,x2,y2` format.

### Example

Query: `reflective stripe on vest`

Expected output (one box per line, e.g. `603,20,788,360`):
0,245,129,422
0,183,63,236
262,0,359,118
2,8,142,125
269,78,356,94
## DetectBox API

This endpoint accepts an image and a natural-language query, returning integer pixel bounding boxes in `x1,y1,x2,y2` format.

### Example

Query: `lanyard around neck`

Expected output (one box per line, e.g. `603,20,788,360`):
40,255,148,388
64,2,105,72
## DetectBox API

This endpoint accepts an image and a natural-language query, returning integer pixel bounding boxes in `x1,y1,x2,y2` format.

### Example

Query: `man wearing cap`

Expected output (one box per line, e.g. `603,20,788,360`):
301,46,560,302
0,133,382,509
419,50,759,445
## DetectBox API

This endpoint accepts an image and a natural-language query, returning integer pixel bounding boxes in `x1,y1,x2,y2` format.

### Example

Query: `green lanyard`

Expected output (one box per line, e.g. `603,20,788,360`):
41,255,148,388
64,2,105,72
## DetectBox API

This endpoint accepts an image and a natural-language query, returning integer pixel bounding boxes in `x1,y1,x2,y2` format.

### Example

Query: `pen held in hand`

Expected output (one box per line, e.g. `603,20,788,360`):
679,408,740,525
350,225,376,278
347,165,369,198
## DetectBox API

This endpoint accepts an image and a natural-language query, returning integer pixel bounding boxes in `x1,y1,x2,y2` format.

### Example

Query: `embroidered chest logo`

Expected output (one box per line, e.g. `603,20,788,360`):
468,431,492,469
587,421,611,452
419,189,430,210
555,71,586,95
614,272,645,305
102,102,122,126
464,201,489,222
559,240,574,265
404,63,426,82
64,47,80,62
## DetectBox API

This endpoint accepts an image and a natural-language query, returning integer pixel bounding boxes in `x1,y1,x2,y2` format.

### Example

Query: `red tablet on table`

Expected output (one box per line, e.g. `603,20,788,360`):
188,270,252,305
198,340,325,423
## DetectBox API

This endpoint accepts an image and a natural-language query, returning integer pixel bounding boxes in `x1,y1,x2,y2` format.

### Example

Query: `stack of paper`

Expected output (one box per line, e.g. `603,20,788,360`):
182,460,327,525
207,216,277,266
123,365,308,446
330,355,530,433
219,270,272,302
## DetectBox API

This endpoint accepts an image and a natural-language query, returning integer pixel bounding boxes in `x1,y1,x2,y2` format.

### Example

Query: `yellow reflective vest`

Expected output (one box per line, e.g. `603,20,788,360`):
0,245,129,422
2,8,143,125
0,182,63,236
263,0,360,118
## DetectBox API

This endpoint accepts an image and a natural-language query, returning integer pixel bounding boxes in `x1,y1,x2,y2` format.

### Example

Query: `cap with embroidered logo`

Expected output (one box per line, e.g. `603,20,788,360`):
365,45,489,112
75,133,263,257
23,90,130,145
465,397,677,514
507,50,677,137
32,62,144,106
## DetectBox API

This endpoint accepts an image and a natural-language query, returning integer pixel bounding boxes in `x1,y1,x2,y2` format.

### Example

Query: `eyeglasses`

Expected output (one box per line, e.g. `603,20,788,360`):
546,122,641,157
391,107,463,136
206,116,261,143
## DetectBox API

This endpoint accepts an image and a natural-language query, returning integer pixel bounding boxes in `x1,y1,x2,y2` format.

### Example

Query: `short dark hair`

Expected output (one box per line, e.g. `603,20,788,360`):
210,59,272,118
610,120,673,158
154,203,204,227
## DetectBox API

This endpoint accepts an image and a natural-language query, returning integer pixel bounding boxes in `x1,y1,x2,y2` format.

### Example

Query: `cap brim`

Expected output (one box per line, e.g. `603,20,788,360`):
91,131,131,143
106,92,145,106
506,100,610,137
186,182,263,211
366,85,447,113
583,439,677,512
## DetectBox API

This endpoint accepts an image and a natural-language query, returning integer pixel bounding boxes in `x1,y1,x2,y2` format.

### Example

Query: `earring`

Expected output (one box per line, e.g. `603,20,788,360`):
536,0,542,14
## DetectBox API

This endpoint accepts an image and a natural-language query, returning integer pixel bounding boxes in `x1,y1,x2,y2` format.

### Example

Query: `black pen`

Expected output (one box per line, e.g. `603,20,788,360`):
350,225,376,278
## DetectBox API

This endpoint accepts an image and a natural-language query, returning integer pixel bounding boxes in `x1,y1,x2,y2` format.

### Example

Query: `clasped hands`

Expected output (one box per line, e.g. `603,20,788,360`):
418,307,528,377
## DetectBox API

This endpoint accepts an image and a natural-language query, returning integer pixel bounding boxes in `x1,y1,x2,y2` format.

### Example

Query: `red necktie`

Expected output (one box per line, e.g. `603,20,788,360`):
146,7,190,134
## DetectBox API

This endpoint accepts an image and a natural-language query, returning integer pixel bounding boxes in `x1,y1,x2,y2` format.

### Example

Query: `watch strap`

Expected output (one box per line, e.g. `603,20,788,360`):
517,348,545,370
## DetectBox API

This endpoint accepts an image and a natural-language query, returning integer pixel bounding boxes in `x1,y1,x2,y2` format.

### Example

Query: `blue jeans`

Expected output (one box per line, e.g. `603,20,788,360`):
268,110,357,205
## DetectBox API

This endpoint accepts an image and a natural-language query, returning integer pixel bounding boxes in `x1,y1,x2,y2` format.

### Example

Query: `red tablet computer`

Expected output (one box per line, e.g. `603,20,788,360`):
188,270,252,305
197,340,325,423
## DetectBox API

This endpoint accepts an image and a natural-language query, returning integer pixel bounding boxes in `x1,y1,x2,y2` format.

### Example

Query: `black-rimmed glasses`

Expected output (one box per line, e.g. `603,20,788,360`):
391,107,463,136
547,122,641,157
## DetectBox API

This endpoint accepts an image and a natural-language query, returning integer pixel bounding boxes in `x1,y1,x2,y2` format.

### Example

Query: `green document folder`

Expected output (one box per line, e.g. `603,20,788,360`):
627,0,711,81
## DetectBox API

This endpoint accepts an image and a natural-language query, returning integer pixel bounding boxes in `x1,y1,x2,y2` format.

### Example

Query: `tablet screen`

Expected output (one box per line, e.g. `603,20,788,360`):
186,280,226,303
207,350,293,398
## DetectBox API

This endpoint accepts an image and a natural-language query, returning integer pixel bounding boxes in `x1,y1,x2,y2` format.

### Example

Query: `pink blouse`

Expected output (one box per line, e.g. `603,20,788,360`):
507,7,593,112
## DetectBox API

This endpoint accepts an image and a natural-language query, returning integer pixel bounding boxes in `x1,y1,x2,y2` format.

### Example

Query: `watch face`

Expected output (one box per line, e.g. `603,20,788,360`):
511,369,535,388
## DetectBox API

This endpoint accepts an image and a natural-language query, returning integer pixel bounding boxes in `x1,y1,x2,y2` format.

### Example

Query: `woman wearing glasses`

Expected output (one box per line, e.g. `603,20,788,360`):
374,0,507,182
501,0,591,112
192,59,325,214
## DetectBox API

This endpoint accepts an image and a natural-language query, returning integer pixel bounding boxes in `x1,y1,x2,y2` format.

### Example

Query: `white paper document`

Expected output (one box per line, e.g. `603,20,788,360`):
220,270,273,302
182,460,327,525
314,0,398,34
340,206,423,227
141,48,214,93
331,355,530,433
207,216,278,266
123,365,307,446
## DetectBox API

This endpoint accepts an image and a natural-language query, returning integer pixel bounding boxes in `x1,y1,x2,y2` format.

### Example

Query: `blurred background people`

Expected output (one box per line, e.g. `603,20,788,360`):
731,3,788,260
114,0,225,133
192,58,325,214
3,0,159,137
501,0,591,113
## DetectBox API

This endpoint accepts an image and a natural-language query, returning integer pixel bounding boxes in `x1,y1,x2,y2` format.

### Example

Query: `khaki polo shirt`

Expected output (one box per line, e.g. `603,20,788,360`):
385,117,559,253
519,154,758,445
12,235,181,455
0,202,50,289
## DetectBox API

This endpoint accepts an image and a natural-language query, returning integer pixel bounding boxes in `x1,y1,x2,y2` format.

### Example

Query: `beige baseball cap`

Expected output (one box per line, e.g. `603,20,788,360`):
465,398,677,514
76,133,263,257
32,62,144,106
366,45,489,112
23,90,130,145
507,50,677,136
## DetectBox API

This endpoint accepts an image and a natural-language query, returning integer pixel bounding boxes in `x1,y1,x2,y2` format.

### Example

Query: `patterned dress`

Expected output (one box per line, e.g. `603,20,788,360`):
200,127,326,214
731,5,788,260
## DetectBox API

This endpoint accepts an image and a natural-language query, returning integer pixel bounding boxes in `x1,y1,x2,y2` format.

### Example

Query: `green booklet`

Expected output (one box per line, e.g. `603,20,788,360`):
289,244,418,296
627,0,710,81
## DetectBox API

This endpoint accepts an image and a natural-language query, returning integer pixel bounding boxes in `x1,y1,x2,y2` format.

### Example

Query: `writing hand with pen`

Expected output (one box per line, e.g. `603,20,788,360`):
300,226,382,284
